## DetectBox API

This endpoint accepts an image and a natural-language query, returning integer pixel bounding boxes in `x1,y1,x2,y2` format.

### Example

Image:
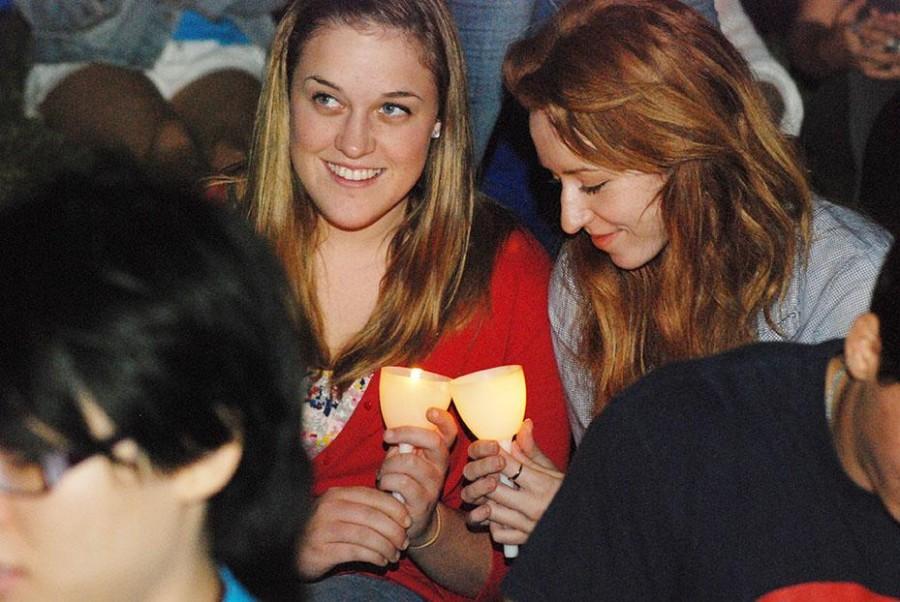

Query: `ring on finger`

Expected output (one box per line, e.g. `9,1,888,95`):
509,462,524,482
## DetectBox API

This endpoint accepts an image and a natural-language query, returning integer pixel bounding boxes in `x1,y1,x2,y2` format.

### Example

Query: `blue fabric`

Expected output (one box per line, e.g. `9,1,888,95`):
681,0,719,27
15,1,281,68
221,566,256,602
481,118,562,254
448,0,544,165
173,10,250,45
305,574,425,602
449,0,563,251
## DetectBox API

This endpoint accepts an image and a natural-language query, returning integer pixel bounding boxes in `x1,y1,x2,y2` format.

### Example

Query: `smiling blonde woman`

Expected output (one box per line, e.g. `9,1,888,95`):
238,1,571,599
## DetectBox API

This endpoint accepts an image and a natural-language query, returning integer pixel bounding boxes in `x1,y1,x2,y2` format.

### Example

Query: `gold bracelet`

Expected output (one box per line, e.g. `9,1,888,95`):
409,504,442,550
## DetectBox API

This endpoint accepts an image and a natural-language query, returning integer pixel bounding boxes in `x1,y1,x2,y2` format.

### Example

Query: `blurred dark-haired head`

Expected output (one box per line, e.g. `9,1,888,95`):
0,170,311,598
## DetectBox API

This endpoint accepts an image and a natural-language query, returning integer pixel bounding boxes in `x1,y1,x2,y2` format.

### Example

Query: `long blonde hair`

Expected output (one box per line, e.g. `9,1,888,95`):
243,0,512,391
505,0,812,413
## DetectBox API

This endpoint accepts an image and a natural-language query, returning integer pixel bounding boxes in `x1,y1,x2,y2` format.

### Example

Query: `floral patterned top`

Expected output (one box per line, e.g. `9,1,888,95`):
301,369,373,458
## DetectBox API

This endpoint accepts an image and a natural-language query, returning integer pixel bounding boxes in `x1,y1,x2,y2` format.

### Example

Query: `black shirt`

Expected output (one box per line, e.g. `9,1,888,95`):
504,340,900,601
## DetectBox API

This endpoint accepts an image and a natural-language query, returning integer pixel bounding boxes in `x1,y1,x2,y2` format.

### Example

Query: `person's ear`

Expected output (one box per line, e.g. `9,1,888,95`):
845,312,882,383
170,440,243,504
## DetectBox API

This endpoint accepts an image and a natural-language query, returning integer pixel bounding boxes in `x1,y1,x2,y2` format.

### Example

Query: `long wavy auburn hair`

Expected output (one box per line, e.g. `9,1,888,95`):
242,0,512,391
505,0,812,414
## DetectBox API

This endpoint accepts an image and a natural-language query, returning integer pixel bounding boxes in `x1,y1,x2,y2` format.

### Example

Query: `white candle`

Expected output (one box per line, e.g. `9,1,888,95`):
450,365,526,440
450,365,526,558
379,367,452,501
380,366,452,437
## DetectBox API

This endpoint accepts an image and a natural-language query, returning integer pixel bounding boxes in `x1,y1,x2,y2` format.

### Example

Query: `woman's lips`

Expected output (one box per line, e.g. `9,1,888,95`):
325,161,384,185
590,230,619,250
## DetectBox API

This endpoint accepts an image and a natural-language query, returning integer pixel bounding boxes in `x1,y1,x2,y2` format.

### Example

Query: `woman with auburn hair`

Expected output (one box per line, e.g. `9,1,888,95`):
239,0,570,599
462,0,890,548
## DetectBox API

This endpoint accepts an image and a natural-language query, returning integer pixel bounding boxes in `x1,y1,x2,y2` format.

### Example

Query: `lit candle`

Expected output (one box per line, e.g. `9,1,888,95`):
451,364,526,558
379,366,452,501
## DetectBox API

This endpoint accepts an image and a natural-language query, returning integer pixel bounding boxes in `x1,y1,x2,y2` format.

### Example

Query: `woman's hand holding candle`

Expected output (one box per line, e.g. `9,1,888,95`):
297,486,412,579
379,407,458,548
450,364,527,557
461,419,564,545
379,367,452,500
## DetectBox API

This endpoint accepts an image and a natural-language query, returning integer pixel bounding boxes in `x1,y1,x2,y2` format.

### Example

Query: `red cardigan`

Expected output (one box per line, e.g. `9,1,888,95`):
311,230,571,601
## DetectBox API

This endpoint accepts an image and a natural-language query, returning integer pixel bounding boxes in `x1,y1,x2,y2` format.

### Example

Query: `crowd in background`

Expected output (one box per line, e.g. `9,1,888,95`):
1,1,899,601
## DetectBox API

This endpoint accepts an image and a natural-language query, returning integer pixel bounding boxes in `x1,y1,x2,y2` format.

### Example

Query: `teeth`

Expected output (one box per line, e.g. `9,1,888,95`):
326,162,383,181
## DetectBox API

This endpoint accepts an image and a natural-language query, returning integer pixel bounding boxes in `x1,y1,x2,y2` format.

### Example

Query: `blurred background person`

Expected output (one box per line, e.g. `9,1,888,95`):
790,0,900,205
0,171,312,601
14,1,285,189
717,0,805,136
859,84,900,235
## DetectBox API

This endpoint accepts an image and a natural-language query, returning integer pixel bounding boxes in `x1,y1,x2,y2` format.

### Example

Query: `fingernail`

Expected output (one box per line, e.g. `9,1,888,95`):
403,515,412,528
402,538,410,550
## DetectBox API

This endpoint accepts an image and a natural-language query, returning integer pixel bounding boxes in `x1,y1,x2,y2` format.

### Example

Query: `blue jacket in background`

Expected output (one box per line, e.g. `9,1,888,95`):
15,0,285,67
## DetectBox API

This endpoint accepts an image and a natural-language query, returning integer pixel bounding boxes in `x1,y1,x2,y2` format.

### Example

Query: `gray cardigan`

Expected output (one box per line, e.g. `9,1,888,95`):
550,198,893,444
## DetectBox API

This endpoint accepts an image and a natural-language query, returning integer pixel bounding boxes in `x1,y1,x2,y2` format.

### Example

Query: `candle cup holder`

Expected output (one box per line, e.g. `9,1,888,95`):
379,367,452,502
451,364,526,558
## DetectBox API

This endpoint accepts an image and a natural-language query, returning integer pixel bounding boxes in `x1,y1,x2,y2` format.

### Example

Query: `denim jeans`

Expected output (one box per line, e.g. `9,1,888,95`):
305,574,425,602
449,0,546,164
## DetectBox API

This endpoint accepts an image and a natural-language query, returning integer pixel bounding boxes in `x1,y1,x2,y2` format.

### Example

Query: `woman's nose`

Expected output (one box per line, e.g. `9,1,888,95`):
559,187,592,235
335,110,375,158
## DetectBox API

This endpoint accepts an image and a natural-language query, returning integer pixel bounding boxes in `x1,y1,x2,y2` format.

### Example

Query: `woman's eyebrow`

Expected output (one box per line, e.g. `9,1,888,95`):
304,75,422,101
304,75,340,90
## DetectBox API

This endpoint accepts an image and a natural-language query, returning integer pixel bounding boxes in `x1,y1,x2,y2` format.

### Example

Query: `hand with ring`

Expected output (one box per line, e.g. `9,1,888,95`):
461,419,565,545
839,1,900,79
509,461,524,483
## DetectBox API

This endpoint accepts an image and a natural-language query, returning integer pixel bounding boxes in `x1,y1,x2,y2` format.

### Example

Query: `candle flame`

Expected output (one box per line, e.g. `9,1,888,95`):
410,367,423,380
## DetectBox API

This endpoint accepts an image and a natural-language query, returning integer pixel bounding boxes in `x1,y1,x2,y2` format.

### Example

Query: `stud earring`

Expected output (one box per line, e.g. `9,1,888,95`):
431,122,442,139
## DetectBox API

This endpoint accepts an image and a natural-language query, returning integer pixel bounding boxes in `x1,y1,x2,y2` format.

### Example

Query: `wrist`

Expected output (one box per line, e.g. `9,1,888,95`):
409,504,443,550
